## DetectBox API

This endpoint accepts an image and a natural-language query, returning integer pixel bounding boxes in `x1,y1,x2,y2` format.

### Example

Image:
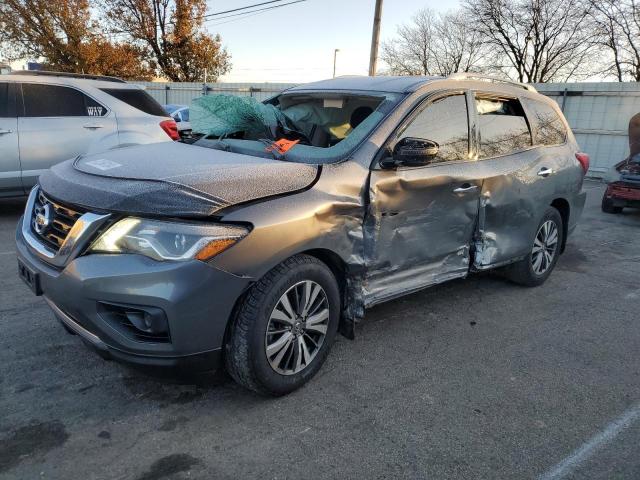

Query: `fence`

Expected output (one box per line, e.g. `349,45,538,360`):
535,82,639,177
138,81,296,105
140,80,640,177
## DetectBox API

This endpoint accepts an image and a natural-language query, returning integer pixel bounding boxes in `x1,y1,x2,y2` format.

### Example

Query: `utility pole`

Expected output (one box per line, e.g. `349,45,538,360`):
333,49,340,78
368,0,383,76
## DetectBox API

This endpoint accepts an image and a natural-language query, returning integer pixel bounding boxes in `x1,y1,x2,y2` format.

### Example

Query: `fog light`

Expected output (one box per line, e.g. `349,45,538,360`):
97,302,170,343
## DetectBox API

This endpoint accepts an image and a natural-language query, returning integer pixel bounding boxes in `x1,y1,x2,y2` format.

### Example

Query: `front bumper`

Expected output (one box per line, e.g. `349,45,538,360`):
16,221,251,372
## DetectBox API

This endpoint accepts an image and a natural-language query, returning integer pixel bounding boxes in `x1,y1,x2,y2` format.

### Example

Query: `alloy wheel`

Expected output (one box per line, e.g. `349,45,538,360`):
265,280,330,375
531,220,559,275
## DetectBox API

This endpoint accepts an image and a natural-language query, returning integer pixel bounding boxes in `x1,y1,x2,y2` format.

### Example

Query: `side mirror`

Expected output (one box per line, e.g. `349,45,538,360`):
392,137,439,166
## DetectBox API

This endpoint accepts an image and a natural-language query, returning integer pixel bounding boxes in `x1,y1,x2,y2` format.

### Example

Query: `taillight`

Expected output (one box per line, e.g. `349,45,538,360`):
159,119,180,141
575,152,590,175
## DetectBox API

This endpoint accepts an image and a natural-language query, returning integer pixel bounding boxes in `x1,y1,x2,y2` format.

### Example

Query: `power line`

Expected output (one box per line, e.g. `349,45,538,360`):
107,0,306,35
202,0,289,19
203,0,307,25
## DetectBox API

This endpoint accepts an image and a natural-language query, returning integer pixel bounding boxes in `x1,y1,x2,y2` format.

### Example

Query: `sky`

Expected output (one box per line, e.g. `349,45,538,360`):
210,0,460,83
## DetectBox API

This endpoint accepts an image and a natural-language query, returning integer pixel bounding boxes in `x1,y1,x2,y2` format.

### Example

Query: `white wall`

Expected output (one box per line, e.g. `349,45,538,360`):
535,83,640,176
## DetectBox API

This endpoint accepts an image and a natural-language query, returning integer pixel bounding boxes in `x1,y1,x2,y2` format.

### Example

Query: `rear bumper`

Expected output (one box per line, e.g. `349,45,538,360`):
604,182,640,207
16,221,251,372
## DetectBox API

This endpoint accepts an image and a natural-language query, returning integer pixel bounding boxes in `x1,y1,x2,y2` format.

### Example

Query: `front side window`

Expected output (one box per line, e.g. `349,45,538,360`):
521,98,567,146
21,84,107,117
397,94,469,164
476,96,532,158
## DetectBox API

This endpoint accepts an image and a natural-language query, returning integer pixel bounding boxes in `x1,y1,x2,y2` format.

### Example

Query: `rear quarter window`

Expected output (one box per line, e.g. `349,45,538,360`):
522,98,567,146
476,96,532,159
100,88,167,117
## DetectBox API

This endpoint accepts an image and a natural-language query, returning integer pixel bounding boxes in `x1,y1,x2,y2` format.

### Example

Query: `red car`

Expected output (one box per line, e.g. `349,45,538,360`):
602,113,640,214
602,157,640,213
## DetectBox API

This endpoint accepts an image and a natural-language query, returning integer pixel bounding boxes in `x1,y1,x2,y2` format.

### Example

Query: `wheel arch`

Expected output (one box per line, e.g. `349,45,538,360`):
291,248,361,339
550,198,570,253
221,247,360,356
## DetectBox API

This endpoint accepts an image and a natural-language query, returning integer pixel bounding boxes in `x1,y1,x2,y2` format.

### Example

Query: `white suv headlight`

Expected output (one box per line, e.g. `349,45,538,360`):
88,218,248,262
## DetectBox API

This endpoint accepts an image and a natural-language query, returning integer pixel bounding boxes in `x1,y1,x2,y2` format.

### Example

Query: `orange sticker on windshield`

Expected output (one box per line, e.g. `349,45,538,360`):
265,139,300,155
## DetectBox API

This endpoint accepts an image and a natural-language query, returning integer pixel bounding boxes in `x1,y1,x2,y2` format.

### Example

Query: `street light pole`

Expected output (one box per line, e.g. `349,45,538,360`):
368,0,383,76
333,49,340,78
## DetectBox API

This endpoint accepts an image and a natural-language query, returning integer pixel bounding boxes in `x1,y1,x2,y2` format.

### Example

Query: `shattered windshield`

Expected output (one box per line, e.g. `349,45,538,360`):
190,91,402,164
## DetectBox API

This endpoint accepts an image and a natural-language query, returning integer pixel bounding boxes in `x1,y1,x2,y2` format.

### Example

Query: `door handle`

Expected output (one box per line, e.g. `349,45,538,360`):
537,167,554,177
83,124,104,130
453,184,479,193
0,129,13,135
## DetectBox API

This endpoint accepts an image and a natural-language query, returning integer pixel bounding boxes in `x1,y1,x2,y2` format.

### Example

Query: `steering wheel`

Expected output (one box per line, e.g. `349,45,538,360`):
277,126,312,146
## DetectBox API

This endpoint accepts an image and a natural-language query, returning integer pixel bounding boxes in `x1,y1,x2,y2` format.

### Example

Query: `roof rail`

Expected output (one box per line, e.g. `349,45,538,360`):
8,70,127,84
447,73,537,92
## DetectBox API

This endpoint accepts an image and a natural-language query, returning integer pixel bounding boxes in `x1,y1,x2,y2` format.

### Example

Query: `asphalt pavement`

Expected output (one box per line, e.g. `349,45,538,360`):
1,180,639,480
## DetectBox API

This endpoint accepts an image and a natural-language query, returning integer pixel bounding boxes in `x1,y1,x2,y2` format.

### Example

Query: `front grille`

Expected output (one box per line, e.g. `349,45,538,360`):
31,190,86,252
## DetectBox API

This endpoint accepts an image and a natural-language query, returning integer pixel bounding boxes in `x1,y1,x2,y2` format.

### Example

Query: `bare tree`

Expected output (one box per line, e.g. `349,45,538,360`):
587,0,640,81
463,0,596,83
381,8,489,76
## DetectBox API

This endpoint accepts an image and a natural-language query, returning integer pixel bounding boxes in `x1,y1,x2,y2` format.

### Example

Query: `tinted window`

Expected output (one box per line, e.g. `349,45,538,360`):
522,98,567,146
181,109,189,122
0,83,8,117
399,94,469,163
476,97,532,158
21,84,107,117
101,88,167,116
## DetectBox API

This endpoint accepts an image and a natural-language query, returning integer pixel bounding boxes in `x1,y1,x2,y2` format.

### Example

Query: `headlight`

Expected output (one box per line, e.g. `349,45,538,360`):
88,218,248,262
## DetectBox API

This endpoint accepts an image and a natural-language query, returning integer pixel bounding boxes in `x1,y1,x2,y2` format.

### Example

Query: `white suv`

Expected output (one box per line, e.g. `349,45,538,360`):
0,71,178,198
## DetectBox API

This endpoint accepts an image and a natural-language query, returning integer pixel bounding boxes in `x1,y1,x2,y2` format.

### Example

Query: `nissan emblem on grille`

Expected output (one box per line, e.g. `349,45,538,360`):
33,202,53,235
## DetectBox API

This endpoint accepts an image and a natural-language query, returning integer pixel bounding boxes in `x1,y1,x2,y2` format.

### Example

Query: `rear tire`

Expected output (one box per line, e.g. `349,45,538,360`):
504,207,564,287
601,196,623,214
224,254,340,396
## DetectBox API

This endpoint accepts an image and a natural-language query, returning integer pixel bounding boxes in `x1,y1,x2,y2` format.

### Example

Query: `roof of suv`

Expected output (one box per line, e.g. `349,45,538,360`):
288,76,441,94
287,74,538,96
4,70,143,90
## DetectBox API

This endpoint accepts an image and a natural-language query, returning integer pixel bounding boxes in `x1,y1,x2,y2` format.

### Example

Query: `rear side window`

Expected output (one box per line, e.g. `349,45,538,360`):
476,97,532,158
101,88,167,116
21,83,107,117
398,94,469,163
181,109,189,122
522,98,567,146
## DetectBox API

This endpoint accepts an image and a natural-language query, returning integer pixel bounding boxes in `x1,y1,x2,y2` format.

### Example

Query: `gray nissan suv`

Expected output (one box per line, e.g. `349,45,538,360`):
15,74,588,395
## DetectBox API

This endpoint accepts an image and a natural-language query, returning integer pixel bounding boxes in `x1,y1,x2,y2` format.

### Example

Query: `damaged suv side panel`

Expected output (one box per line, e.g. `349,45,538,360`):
213,80,587,330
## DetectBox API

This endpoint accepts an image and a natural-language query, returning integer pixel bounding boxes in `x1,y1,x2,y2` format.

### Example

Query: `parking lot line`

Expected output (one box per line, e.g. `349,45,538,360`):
0,251,15,255
538,402,640,480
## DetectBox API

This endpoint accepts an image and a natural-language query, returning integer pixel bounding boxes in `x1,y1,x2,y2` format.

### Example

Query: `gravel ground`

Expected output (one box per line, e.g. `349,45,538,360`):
1,180,639,480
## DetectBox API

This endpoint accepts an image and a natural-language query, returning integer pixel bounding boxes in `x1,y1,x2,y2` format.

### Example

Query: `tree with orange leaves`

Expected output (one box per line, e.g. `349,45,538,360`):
0,0,155,79
0,0,231,81
100,0,231,81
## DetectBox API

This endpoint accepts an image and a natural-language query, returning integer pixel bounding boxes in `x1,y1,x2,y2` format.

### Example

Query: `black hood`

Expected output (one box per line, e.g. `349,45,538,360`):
39,142,318,217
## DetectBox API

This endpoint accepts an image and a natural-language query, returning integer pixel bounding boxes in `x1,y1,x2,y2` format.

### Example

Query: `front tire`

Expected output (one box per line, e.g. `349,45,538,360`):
504,207,564,287
224,254,340,396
